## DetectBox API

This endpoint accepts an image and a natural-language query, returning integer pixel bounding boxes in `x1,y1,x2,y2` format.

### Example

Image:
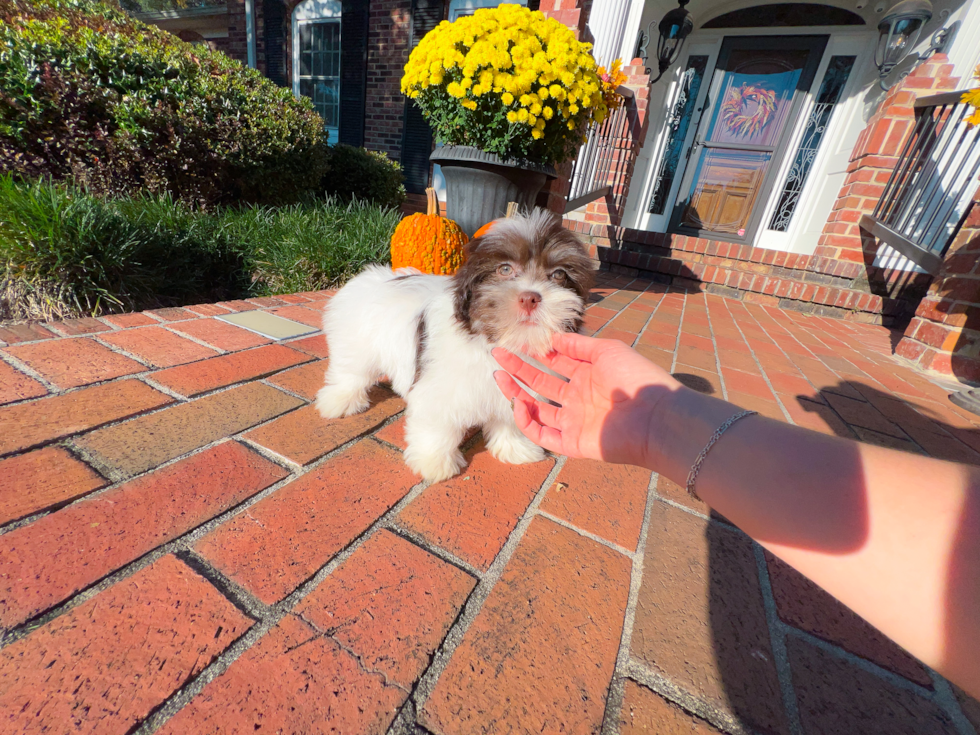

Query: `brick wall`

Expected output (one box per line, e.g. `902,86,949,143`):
364,0,413,159
567,55,964,327
816,56,959,268
224,0,250,65
895,184,980,381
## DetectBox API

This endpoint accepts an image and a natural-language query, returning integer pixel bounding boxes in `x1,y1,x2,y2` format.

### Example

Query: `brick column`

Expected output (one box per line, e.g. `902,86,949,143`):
895,184,980,382
816,56,960,267
538,0,587,38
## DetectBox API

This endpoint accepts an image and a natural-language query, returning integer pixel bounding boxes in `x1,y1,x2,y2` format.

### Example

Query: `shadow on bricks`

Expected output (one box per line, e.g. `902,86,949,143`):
626,376,980,734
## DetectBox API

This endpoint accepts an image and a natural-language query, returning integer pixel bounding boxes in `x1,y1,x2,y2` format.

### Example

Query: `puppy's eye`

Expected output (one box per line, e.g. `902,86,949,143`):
550,269,567,282
497,264,514,277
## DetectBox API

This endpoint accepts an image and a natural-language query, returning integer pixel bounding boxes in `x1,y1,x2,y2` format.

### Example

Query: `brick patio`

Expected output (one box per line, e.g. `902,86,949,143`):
1,274,979,734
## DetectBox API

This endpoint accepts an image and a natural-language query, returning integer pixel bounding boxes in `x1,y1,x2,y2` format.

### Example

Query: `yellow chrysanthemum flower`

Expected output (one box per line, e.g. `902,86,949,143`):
400,4,608,165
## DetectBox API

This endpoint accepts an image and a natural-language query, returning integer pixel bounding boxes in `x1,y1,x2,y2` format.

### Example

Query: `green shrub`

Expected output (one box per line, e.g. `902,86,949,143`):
0,176,400,320
322,145,407,209
0,0,328,207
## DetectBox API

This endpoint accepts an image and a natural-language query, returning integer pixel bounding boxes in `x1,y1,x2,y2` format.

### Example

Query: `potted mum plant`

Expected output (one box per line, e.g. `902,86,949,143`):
401,4,612,236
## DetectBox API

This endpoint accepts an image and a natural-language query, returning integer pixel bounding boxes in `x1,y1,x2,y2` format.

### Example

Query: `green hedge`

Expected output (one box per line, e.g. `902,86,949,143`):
322,144,407,209
0,176,400,320
0,0,329,206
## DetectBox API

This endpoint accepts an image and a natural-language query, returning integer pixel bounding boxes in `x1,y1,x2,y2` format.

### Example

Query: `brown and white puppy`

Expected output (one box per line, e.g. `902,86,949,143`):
316,208,593,482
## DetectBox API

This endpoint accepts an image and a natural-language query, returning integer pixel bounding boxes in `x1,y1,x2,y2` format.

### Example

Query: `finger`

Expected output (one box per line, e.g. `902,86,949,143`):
513,398,565,455
492,349,567,403
491,347,524,373
494,371,561,427
553,332,612,363
537,349,584,379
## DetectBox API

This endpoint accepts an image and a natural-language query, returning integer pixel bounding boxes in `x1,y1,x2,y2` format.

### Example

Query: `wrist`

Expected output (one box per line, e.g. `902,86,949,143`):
642,385,737,483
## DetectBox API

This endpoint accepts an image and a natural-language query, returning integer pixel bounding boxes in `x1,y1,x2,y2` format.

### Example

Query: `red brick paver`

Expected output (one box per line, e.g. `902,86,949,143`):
398,442,555,570
169,317,272,351
421,517,631,733
194,440,417,604
0,555,250,735
98,325,220,367
3,337,144,388
1,275,977,734
0,446,105,524
0,442,286,627
150,343,312,396
0,379,173,456
0,358,47,403
243,388,403,466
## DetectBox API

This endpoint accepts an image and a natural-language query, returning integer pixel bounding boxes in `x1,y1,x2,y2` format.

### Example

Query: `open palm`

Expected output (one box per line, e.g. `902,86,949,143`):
492,333,682,466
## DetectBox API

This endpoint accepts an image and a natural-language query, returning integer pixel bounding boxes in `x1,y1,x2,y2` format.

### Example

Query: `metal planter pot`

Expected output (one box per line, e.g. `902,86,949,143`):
430,146,557,237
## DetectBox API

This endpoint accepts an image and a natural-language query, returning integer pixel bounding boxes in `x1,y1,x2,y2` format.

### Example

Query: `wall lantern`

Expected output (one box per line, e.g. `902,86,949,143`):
636,0,694,84
875,0,933,89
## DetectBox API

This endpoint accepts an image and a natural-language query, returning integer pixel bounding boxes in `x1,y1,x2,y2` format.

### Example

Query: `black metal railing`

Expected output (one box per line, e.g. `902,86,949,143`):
862,90,980,275
565,87,632,213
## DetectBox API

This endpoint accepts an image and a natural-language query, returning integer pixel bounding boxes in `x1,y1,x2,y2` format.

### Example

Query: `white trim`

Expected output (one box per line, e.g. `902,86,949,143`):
245,0,256,69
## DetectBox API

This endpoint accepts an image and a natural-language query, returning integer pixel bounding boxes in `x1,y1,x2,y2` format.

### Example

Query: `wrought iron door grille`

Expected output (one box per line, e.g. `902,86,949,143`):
862,91,980,275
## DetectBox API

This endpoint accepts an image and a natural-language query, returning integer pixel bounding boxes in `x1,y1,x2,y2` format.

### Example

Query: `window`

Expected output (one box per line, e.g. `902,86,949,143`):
298,21,341,144
292,0,342,144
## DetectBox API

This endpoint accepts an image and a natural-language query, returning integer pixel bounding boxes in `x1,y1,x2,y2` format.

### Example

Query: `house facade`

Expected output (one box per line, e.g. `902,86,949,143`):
561,0,980,385
137,0,980,383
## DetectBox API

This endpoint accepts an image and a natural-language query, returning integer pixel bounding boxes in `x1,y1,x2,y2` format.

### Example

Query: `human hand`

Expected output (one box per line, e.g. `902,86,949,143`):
492,333,683,467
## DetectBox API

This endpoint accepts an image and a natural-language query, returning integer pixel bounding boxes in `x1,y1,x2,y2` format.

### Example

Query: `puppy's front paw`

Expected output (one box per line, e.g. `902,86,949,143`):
315,384,369,419
487,433,545,465
404,446,466,483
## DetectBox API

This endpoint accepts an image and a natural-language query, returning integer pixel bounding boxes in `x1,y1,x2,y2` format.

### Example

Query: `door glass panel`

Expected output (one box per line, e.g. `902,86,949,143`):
680,150,771,234
649,55,708,215
706,49,807,147
768,55,855,231
298,20,341,145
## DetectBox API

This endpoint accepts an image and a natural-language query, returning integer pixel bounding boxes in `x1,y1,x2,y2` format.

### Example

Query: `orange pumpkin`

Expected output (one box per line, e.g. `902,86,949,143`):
474,221,495,238
473,202,519,239
390,188,468,275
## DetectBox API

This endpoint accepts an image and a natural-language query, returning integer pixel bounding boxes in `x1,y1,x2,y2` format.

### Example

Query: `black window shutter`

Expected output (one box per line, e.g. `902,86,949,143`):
400,0,442,194
340,0,369,147
526,0,539,9
263,0,287,87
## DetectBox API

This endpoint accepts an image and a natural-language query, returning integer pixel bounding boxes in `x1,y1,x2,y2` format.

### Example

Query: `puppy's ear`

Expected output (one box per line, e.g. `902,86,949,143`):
452,236,485,330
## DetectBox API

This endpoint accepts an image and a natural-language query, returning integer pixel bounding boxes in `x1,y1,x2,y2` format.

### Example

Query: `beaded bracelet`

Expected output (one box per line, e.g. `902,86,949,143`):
686,410,757,501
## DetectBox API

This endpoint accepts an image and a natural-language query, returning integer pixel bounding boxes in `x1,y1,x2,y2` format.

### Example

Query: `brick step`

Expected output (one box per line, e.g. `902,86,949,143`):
596,245,908,325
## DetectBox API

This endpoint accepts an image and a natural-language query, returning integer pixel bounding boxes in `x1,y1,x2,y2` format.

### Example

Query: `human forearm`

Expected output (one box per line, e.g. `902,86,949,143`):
649,385,980,696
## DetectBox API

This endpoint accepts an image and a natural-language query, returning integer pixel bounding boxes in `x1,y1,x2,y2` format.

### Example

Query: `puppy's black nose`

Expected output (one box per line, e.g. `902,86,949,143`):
518,291,542,312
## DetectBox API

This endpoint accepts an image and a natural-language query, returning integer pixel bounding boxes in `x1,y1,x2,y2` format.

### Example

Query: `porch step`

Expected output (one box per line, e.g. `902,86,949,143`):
596,244,912,325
